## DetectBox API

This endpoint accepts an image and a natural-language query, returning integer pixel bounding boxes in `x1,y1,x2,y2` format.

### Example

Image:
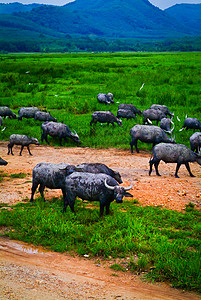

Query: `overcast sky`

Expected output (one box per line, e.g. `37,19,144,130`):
0,0,200,10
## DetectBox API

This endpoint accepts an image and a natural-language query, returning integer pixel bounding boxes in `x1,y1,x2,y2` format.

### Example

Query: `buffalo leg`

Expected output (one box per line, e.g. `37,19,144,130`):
7,143,11,155
90,118,95,126
149,160,153,175
63,196,69,213
19,145,24,156
27,145,33,156
30,182,39,202
175,163,181,178
105,202,111,215
62,188,66,200
41,132,49,144
185,162,195,177
39,184,45,201
99,202,105,217
154,161,161,176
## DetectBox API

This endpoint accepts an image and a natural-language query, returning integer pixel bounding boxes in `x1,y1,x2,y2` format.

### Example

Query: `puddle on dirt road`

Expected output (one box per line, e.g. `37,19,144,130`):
0,238,47,255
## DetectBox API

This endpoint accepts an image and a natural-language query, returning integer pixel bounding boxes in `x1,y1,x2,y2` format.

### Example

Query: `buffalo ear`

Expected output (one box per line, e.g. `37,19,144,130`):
124,192,133,198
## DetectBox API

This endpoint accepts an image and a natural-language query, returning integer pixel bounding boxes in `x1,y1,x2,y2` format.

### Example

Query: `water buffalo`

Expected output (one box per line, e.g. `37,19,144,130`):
7,134,40,156
179,118,201,132
90,111,122,127
150,104,174,118
190,132,201,153
117,109,136,120
97,93,114,104
75,162,122,183
41,121,80,145
30,162,74,202
130,125,175,153
34,111,57,122
63,172,133,216
149,143,201,178
0,106,17,119
160,118,174,135
0,157,8,165
18,107,40,120
118,104,142,116
142,108,166,125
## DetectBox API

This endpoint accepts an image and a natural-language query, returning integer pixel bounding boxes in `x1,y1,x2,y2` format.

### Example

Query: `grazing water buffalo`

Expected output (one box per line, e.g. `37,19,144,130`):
30,162,74,202
118,104,142,116
160,118,174,135
190,132,201,153
0,157,8,165
63,172,133,216
150,104,174,118
130,125,175,153
34,111,57,122
149,143,201,178
117,109,136,120
142,108,166,125
75,163,123,183
18,107,40,120
0,106,17,119
90,111,122,127
7,134,40,156
97,93,114,104
179,118,201,132
41,121,80,145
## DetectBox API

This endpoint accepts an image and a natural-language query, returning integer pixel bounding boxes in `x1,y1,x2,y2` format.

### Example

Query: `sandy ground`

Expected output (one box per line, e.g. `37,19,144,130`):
0,141,201,299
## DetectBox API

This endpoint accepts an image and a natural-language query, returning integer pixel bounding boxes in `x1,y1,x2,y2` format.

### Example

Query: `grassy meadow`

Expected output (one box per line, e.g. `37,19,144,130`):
0,52,201,293
0,52,200,149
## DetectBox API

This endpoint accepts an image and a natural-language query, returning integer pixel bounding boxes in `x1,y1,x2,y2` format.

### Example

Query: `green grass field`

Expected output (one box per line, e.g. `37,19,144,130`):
0,52,201,293
0,52,200,150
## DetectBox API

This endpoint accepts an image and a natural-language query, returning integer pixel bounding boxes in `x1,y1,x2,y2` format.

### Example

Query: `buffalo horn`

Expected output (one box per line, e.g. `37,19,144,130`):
104,179,115,190
124,180,133,191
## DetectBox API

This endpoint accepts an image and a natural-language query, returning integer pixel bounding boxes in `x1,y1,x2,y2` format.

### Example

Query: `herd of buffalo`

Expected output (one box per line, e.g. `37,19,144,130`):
0,93,201,215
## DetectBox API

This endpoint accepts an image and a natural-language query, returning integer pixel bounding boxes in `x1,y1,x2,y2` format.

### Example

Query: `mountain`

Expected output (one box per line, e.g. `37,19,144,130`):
165,4,201,33
0,2,43,14
0,0,200,41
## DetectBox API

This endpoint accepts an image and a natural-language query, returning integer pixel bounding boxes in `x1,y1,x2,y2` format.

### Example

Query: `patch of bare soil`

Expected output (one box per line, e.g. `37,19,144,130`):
0,141,201,299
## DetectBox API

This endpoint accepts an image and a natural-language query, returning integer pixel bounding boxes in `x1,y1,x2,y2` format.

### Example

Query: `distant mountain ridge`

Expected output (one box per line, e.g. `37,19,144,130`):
165,4,201,33
0,1,200,40
0,2,43,14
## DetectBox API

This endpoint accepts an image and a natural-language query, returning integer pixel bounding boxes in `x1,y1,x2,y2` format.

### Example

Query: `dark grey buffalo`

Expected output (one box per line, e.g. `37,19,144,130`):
7,134,40,156
63,172,133,216
179,118,201,132
34,111,57,122
130,125,175,153
142,108,166,125
97,93,114,104
30,162,74,202
18,107,40,120
149,143,201,178
74,163,122,183
118,104,142,116
190,132,201,153
0,157,8,165
90,111,122,127
160,118,175,135
0,106,17,119
117,109,136,120
41,121,80,145
150,104,174,118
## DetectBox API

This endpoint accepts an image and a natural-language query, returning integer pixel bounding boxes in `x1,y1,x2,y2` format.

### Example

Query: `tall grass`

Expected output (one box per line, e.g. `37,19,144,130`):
0,52,200,150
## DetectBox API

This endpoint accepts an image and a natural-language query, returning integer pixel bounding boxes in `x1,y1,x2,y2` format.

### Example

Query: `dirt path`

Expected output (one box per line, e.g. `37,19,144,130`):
0,141,201,299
